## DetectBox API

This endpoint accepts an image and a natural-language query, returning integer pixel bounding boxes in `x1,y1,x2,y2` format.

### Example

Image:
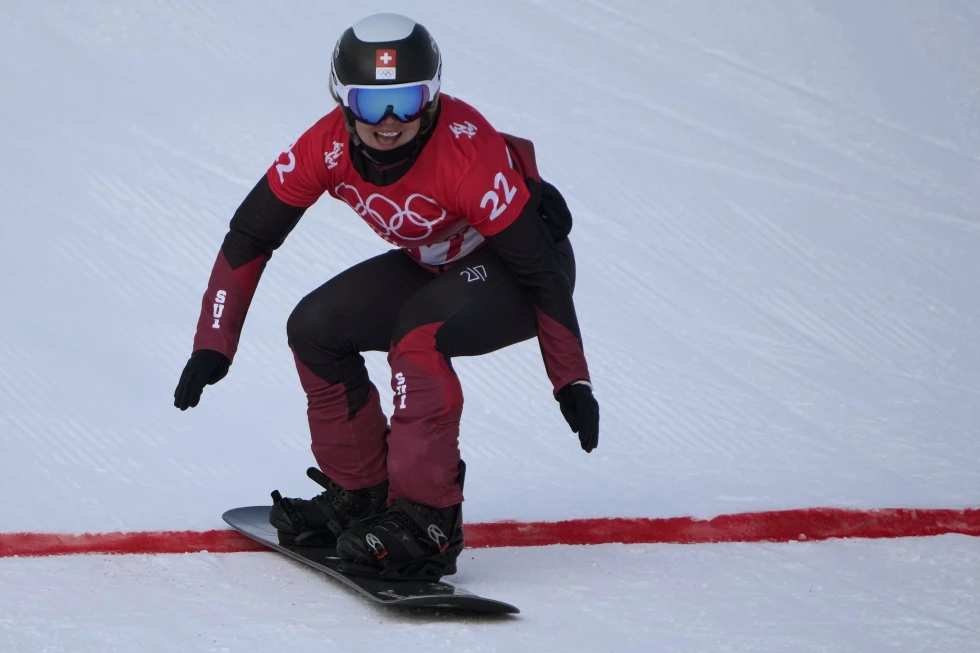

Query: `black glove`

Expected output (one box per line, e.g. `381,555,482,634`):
556,381,599,453
174,349,230,410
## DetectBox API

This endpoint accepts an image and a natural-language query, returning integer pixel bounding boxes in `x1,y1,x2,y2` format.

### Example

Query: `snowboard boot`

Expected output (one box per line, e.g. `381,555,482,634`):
335,461,466,581
269,467,388,547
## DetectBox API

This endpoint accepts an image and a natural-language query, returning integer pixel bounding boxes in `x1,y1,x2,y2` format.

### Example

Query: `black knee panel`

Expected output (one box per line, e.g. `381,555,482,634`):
287,293,371,403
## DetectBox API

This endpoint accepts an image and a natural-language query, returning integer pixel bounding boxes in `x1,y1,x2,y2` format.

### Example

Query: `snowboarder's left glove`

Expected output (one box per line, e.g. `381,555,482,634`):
556,381,599,453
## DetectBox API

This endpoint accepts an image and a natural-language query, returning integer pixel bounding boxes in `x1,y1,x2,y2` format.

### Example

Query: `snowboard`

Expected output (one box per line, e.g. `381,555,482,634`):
222,505,519,614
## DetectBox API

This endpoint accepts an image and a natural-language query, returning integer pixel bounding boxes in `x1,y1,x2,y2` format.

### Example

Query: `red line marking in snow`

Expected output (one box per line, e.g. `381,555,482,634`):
0,530,268,557
1,507,978,558
463,506,980,548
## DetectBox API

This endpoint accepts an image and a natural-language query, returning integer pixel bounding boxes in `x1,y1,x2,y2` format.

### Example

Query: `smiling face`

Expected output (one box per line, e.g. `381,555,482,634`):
353,115,422,150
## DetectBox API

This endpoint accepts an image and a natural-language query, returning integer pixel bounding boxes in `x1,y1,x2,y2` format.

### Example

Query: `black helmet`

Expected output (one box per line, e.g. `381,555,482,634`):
330,13,442,126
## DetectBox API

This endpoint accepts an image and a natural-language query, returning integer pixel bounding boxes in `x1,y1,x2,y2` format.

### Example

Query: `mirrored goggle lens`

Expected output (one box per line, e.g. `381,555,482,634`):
347,84,430,124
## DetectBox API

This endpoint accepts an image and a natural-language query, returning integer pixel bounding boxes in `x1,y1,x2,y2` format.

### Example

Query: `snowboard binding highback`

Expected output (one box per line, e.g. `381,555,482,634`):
269,466,388,547
335,460,467,581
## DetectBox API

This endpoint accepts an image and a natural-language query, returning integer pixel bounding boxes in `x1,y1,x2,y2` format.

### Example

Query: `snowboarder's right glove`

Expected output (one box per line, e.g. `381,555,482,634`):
174,349,230,410
556,381,599,453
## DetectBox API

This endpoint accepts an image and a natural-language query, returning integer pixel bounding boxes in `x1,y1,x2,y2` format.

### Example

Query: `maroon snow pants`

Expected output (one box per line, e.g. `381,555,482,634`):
285,240,575,508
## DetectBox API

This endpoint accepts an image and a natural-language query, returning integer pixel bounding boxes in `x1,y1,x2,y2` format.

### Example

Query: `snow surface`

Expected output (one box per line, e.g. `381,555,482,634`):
2,0,980,650
4,536,979,652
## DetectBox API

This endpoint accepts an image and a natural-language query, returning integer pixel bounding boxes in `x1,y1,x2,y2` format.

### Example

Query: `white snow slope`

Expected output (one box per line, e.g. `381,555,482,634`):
3,2,980,652
3,536,979,653
2,0,979,539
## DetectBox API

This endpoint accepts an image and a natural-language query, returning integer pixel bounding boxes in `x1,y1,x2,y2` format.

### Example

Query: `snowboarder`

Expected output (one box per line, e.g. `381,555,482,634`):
174,12,599,581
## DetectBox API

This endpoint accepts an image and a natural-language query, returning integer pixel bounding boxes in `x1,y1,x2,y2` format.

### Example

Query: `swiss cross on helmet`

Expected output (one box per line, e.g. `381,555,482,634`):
330,13,442,126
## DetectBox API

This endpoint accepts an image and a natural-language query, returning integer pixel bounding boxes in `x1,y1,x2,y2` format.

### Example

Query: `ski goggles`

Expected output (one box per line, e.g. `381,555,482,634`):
332,79,440,125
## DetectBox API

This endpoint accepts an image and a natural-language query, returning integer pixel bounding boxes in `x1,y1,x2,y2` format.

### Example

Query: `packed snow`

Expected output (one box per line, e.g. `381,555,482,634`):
2,1,979,650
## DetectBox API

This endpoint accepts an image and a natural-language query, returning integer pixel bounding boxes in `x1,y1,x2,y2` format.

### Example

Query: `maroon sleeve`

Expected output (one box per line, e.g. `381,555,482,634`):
190,120,333,361
483,194,591,393
457,134,590,393
191,176,306,361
